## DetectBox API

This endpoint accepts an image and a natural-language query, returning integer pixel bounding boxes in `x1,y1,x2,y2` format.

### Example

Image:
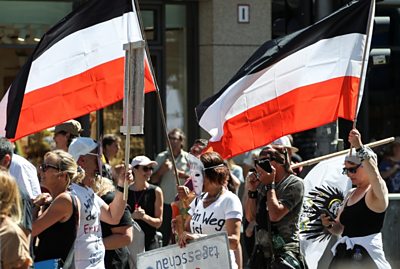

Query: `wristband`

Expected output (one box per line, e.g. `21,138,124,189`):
265,182,276,192
248,190,258,199
116,185,124,193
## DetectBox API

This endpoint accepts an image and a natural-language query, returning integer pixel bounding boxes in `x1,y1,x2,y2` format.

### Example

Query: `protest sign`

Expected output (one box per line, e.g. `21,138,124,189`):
137,232,231,269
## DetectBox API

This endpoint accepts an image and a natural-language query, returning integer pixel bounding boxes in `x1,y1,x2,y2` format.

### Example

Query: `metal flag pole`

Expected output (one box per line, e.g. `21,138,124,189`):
133,0,181,186
121,40,145,201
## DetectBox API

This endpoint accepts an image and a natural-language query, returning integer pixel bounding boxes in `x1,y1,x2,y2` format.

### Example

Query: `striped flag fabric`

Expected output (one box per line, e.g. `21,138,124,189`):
0,0,155,140
195,0,374,159
299,154,352,269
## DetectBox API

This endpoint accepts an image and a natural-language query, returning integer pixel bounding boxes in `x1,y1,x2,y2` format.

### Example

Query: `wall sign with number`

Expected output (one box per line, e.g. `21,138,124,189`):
238,4,250,23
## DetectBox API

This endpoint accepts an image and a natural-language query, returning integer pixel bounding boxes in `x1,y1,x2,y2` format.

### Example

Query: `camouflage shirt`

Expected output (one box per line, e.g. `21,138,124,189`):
256,174,304,245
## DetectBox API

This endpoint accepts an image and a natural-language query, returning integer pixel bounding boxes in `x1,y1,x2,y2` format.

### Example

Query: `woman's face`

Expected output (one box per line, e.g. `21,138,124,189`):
39,155,61,191
203,175,223,193
134,165,153,181
343,161,365,185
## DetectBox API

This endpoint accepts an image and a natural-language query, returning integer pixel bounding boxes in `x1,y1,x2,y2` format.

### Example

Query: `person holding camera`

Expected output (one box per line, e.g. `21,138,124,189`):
245,145,306,269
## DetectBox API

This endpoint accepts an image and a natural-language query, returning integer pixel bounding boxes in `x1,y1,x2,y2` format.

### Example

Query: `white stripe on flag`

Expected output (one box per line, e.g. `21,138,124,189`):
25,11,142,94
199,33,365,141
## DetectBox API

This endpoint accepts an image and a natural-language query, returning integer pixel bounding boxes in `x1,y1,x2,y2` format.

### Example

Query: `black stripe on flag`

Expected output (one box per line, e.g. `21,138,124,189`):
195,0,371,121
33,0,133,61
5,0,134,139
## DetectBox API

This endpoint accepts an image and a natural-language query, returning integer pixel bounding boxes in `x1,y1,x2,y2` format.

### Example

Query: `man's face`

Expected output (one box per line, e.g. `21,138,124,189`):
168,132,183,151
106,141,120,159
53,132,68,149
81,150,101,180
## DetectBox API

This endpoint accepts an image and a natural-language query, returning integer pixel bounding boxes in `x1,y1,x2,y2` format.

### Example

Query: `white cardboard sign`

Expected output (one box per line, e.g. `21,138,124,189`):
137,232,232,269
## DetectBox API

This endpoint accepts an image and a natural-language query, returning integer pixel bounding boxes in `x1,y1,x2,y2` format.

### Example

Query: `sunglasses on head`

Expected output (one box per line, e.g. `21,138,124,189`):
40,163,60,172
342,164,362,175
141,166,154,172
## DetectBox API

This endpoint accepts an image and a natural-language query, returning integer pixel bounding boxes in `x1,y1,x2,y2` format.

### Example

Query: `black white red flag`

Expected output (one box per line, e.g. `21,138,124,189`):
0,0,155,140
195,0,374,159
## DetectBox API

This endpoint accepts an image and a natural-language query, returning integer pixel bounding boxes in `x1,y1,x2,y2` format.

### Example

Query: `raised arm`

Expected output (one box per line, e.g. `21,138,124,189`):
349,129,389,212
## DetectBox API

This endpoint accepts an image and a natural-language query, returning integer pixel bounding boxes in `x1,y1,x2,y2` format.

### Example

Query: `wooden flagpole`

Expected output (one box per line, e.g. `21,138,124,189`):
353,0,376,129
291,136,394,169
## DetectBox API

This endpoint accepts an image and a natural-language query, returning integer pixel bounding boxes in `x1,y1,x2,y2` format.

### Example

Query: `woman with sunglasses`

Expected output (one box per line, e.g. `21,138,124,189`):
32,150,82,265
178,151,242,269
322,128,391,269
127,156,163,250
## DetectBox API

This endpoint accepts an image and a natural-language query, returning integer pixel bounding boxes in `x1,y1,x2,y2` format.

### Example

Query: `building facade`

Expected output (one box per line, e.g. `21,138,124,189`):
0,0,399,159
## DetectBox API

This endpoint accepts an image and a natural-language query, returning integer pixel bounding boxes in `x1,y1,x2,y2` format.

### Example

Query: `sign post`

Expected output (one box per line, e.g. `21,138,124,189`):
121,40,145,200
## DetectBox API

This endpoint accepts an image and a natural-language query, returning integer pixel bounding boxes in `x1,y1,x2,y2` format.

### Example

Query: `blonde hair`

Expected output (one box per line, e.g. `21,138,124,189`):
0,168,22,223
44,150,85,185
92,177,115,197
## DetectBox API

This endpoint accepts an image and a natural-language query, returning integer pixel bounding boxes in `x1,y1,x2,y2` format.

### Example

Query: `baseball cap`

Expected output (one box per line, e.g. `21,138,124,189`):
54,120,82,136
345,146,377,164
271,136,299,153
131,156,157,167
68,137,98,161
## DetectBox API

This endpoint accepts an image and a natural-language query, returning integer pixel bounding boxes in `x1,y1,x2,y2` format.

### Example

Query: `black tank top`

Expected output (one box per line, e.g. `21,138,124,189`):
127,184,157,250
340,194,386,237
35,194,77,262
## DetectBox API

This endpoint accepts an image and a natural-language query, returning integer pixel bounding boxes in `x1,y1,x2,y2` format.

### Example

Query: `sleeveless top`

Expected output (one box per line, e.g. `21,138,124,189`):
35,193,77,262
340,194,386,237
127,184,157,250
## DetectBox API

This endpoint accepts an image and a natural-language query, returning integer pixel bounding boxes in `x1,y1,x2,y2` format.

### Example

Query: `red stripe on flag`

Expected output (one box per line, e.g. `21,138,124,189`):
207,76,360,159
12,57,155,140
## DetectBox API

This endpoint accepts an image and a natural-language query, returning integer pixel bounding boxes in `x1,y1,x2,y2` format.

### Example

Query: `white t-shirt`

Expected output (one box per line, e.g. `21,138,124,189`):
188,190,242,268
71,183,106,269
10,154,41,199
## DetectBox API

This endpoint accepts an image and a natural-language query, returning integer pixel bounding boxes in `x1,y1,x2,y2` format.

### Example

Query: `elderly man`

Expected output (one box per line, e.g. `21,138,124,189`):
151,128,190,246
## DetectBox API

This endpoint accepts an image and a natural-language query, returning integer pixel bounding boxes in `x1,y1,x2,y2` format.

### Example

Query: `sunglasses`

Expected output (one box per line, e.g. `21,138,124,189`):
142,166,154,172
342,164,362,175
40,163,60,172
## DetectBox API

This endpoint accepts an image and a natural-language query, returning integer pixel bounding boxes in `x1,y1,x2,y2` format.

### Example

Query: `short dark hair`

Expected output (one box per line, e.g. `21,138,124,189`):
102,134,121,148
0,137,13,162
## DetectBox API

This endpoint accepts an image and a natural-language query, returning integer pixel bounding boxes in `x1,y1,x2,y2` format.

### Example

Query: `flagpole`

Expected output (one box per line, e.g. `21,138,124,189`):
353,0,375,128
133,0,181,186
291,136,393,169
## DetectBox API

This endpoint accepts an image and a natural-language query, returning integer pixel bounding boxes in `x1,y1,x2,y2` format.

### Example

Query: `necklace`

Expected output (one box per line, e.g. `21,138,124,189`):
203,187,224,208
132,188,146,210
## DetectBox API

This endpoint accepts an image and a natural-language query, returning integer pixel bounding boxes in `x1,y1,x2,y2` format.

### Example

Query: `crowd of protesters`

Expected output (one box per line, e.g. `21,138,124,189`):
0,121,395,269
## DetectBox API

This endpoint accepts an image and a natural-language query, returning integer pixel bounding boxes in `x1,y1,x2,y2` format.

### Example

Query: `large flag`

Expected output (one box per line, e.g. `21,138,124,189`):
299,154,352,269
195,0,374,159
0,0,156,140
